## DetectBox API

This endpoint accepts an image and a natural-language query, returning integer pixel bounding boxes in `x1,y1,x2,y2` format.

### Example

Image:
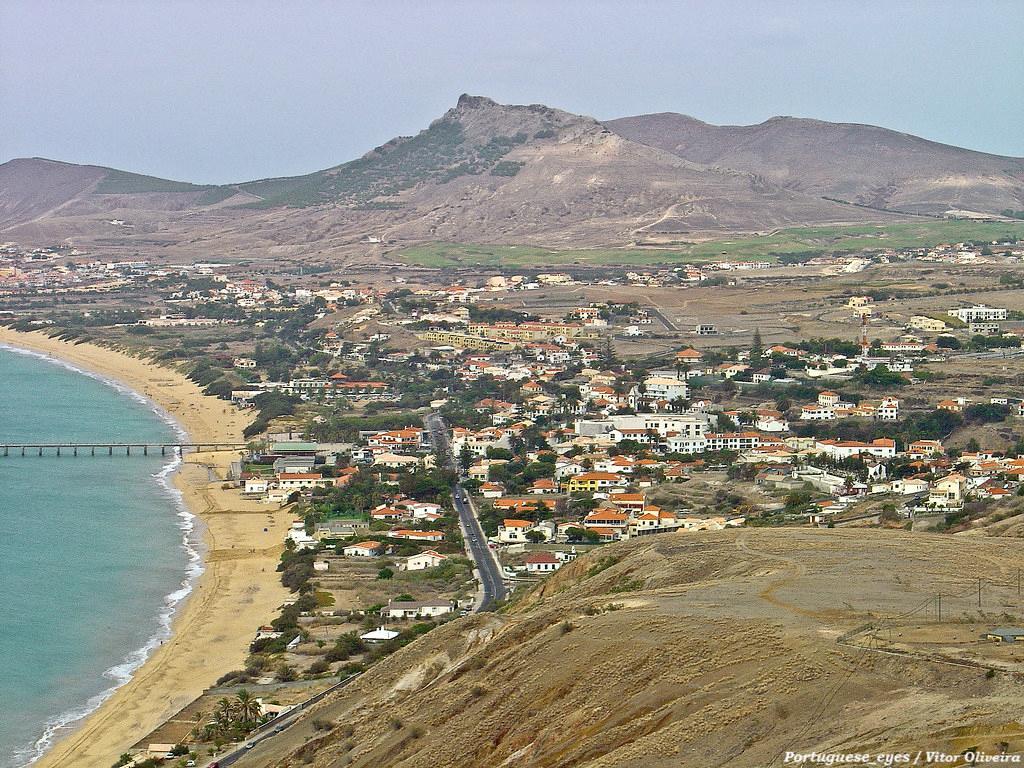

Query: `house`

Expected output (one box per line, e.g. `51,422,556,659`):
243,477,270,495
928,473,967,508
983,627,1024,643
675,348,704,365
480,482,506,499
891,477,930,496
286,520,317,550
525,551,561,574
405,550,447,571
876,397,900,421
360,628,400,643
372,452,422,469
582,510,629,530
608,493,646,514
909,315,947,332
254,625,284,642
385,600,454,619
636,375,689,402
529,478,558,494
389,529,445,542
815,438,897,460
907,440,943,459
948,304,1007,323
369,506,406,521
818,390,840,407
565,471,626,494
405,501,444,519
497,518,534,543
277,473,333,491
367,428,427,451
801,404,835,421
342,541,383,557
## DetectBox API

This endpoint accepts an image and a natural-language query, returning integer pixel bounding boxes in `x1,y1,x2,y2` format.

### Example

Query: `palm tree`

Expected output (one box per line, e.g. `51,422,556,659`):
235,689,262,728
213,697,234,736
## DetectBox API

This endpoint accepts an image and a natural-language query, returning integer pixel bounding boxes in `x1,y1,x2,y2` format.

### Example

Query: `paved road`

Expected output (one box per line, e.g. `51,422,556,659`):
205,674,361,766
424,413,507,610
644,305,679,332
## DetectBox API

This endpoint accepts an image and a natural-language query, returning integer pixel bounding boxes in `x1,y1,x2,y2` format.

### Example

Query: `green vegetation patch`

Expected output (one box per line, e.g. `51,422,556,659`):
396,220,1024,267
95,169,209,194
236,121,528,208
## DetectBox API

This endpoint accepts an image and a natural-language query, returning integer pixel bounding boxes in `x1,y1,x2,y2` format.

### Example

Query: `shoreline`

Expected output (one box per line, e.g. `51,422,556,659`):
0,328,290,768
1,340,204,767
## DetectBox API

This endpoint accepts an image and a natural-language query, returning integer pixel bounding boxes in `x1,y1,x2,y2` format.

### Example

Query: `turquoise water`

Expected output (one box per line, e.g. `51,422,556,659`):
0,346,199,768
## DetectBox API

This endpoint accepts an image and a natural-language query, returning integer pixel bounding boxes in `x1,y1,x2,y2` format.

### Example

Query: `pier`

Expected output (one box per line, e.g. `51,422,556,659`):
0,443,248,457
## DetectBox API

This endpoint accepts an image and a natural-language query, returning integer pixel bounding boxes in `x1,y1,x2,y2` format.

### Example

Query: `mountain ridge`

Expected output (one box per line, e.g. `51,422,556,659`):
2,95,1021,261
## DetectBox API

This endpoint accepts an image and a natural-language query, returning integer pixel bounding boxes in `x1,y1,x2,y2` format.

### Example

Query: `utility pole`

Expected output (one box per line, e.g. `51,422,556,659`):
1017,569,1020,599
937,594,942,622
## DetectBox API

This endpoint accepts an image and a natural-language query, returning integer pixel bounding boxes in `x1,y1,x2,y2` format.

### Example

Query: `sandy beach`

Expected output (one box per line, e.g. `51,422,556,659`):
0,329,291,768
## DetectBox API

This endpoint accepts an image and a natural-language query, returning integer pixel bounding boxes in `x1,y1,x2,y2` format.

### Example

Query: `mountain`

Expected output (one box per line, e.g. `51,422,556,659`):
1,96,1019,263
224,529,1023,768
605,112,1024,216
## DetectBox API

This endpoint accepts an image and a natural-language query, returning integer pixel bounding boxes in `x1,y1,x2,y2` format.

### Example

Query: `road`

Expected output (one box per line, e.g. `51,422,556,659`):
424,412,507,610
205,674,361,766
644,305,679,332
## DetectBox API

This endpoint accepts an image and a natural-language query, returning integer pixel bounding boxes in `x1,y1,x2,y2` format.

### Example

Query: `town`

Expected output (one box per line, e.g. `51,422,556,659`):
5,232,1024,765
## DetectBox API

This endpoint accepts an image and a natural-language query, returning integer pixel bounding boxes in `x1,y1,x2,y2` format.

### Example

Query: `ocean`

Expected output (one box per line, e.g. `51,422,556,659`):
0,346,201,767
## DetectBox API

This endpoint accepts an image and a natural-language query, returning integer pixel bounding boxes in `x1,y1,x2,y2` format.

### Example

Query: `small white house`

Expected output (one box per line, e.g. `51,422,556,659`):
244,478,270,494
525,552,561,574
342,541,384,557
405,550,447,571
384,600,454,619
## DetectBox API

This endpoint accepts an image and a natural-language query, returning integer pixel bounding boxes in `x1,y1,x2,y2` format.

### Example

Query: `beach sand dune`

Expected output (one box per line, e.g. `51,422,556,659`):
0,329,290,768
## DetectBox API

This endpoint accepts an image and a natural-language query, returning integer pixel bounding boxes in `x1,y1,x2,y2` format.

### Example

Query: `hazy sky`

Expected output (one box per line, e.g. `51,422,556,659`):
2,0,1022,184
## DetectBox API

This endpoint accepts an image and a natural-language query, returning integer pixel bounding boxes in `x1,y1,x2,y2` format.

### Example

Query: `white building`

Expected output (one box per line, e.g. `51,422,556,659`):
948,305,1007,323
405,550,447,571
384,600,454,619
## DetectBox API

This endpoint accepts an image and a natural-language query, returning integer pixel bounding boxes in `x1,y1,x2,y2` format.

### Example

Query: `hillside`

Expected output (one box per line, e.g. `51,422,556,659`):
605,112,1024,217
228,528,1024,768
2,96,1021,263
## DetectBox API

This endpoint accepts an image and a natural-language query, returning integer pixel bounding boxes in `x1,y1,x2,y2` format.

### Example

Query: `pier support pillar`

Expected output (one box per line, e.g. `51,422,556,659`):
56,446,60,457
38,447,42,456
143,445,148,456
91,446,95,456
108,446,112,456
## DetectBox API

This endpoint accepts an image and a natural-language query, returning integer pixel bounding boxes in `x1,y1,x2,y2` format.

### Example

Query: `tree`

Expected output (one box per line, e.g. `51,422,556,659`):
458,447,474,473
750,328,764,367
376,567,394,580
525,530,546,543
235,689,262,728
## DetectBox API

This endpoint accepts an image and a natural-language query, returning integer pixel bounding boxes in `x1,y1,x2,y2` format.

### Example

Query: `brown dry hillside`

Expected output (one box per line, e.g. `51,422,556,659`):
230,527,1024,768
606,112,1024,216
0,96,906,259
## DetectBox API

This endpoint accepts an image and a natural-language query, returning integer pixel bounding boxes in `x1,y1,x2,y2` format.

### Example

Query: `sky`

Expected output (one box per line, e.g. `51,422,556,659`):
2,0,1022,185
